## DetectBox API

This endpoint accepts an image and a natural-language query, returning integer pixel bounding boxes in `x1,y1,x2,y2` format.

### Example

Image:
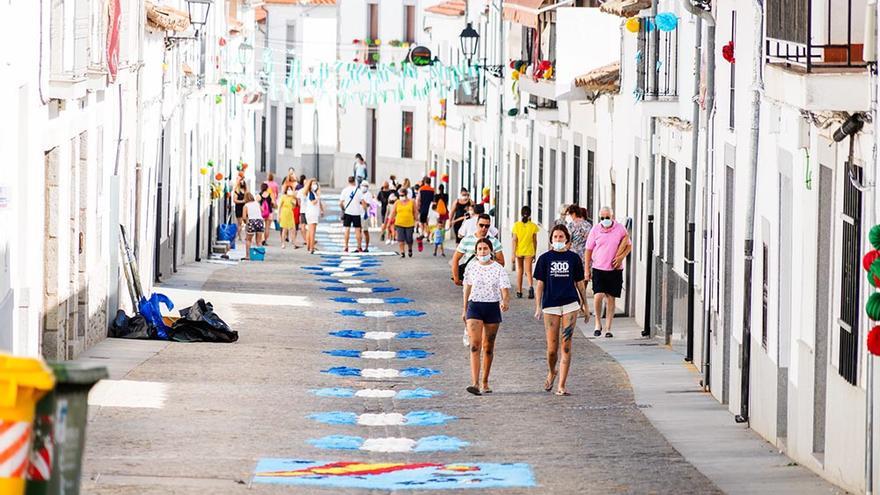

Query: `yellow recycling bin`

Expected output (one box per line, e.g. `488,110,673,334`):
0,354,55,494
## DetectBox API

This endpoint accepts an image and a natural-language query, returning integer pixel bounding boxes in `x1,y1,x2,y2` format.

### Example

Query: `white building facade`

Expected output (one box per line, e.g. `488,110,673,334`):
0,0,258,360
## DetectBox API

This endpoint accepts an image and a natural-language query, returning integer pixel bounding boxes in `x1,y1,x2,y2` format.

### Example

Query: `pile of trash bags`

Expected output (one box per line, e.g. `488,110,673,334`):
110,298,238,343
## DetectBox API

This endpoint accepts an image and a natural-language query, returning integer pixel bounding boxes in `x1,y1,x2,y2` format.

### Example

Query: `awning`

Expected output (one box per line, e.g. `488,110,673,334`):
145,1,190,32
599,0,652,17
228,16,244,34
574,62,620,93
503,0,572,28
425,0,466,16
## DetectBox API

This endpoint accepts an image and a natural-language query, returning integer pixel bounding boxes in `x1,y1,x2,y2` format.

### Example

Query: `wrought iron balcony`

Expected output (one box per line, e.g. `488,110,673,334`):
765,0,867,71
636,15,678,100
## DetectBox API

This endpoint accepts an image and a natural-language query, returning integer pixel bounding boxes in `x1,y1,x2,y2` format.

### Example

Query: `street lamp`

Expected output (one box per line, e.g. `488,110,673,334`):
185,0,213,38
238,38,254,66
459,22,480,62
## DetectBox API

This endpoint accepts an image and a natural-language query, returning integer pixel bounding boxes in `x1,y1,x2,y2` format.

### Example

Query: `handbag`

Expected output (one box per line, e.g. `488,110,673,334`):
455,254,475,281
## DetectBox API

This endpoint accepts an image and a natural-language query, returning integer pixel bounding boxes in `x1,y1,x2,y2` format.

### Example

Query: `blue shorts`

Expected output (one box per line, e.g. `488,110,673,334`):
466,301,502,324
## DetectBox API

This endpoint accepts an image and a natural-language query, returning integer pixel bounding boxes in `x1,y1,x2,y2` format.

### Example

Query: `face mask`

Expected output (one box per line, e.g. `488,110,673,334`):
360,186,368,193
311,184,318,192
286,190,294,196
565,215,573,224
477,254,492,263
601,219,613,228
552,242,567,251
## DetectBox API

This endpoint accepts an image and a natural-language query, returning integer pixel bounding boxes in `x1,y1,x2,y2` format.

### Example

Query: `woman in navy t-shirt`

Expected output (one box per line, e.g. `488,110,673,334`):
533,224,589,396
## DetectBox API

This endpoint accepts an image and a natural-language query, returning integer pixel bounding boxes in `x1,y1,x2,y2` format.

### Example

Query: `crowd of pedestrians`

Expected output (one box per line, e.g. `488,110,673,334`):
241,160,632,398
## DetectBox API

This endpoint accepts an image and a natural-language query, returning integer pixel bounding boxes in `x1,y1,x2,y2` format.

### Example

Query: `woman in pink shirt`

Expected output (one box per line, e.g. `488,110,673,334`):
584,206,632,338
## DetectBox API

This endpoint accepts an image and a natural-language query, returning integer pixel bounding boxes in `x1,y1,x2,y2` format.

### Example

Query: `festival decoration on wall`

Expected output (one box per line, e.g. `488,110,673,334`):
864,224,880,356
722,41,735,63
655,12,678,32
625,17,640,33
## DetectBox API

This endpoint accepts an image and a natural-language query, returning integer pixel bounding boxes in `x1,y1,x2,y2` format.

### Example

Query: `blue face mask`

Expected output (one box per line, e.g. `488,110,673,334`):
477,254,492,263
551,242,567,251
600,219,613,228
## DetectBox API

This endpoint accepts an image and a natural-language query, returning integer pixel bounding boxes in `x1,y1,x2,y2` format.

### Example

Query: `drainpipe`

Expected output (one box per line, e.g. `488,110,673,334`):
681,0,715,364
701,21,717,388
865,1,878,490
684,14,702,362
735,0,764,425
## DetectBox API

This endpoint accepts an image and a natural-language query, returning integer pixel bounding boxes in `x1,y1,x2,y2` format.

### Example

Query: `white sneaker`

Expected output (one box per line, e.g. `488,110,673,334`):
462,329,469,347
385,239,392,245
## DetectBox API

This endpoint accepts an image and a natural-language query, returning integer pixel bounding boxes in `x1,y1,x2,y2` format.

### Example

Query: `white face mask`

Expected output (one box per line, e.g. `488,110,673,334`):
360,186,368,193
600,219,613,228
565,215,573,224
477,254,492,263
551,241,567,251
286,190,294,196
311,184,318,192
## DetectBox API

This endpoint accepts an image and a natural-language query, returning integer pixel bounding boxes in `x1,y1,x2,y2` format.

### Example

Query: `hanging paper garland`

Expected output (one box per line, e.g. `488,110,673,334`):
215,173,224,181
722,41,735,64
441,173,449,183
655,12,678,32
200,167,208,175
625,17,640,33
219,37,227,46
428,170,437,178
207,160,215,167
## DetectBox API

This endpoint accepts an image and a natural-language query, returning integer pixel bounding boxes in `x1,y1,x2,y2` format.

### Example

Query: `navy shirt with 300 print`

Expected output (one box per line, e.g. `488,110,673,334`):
533,250,585,308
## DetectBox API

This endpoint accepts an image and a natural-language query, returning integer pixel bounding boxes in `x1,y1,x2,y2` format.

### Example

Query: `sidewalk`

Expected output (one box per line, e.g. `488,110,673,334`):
581,318,844,495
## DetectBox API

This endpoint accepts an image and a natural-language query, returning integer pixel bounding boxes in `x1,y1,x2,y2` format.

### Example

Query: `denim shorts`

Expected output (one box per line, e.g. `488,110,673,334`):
466,301,502,324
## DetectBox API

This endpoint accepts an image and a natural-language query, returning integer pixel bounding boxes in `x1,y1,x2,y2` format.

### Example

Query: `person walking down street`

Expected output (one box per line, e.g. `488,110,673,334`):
302,179,324,254
459,204,499,239
428,202,445,256
242,192,265,260
233,179,248,241
451,188,474,243
462,238,511,396
553,203,570,227
585,207,632,338
259,183,275,246
533,224,589,396
263,173,280,243
391,189,417,258
282,167,297,190
383,191,398,245
435,183,449,235
417,177,436,247
565,205,593,263
452,214,505,347
278,186,297,249
353,154,368,185
377,181,392,240
360,182,375,252
340,176,368,252
511,206,540,299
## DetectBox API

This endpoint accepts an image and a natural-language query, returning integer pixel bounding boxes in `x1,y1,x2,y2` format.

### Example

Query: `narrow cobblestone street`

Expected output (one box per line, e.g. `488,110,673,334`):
80,199,725,494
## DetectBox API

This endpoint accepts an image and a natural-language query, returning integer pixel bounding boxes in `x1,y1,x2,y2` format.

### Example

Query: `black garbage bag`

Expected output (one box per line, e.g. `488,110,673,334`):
169,299,239,343
108,310,158,339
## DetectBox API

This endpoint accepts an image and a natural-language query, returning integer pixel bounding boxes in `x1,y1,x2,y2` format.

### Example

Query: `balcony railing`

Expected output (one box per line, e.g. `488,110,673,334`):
636,16,678,100
455,74,484,106
528,94,558,110
765,0,866,71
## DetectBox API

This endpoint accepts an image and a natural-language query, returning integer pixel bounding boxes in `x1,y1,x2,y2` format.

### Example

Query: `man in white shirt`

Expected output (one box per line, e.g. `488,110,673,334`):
339,176,368,252
360,182,375,251
459,204,499,238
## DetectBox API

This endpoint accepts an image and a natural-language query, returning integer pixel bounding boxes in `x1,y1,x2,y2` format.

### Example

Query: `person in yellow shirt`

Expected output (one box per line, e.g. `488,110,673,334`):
511,206,540,299
391,189,417,258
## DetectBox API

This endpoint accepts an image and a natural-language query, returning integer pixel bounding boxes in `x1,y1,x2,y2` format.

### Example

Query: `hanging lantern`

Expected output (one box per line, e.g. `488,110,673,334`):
215,172,224,181
441,173,449,183
429,170,437,178
219,37,227,46
625,17,640,33
868,293,880,321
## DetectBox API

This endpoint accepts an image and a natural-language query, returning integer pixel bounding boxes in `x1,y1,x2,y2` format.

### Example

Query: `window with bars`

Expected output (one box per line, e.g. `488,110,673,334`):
838,165,863,385
586,149,595,221
538,146,545,224
401,111,413,158
285,107,293,149
573,146,581,205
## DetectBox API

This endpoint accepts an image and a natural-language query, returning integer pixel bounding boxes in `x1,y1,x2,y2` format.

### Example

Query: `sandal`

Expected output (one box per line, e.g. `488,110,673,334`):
544,371,557,392
466,386,482,396
481,386,493,394
554,389,571,396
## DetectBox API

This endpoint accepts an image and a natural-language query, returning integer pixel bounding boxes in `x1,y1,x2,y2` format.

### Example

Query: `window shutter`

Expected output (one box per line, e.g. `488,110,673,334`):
73,0,90,75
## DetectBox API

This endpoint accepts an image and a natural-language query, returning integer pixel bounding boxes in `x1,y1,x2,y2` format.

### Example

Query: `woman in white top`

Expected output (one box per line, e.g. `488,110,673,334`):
461,237,511,395
242,192,264,260
301,178,324,254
